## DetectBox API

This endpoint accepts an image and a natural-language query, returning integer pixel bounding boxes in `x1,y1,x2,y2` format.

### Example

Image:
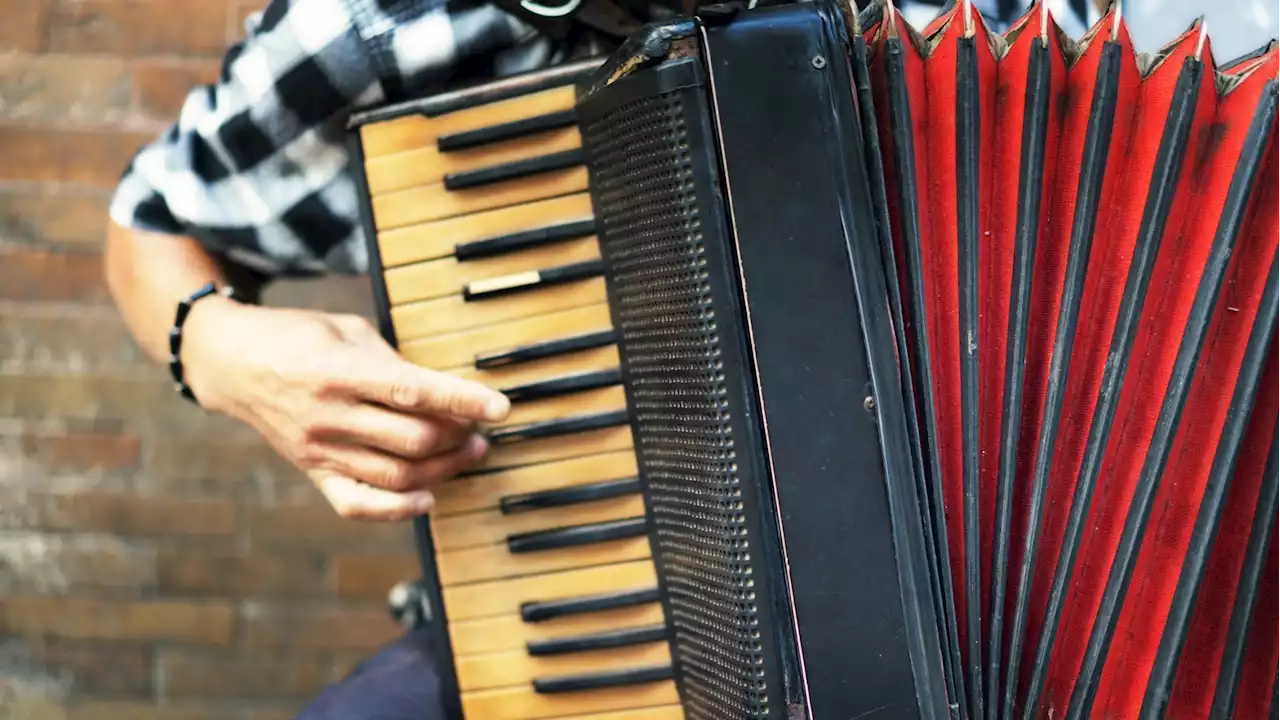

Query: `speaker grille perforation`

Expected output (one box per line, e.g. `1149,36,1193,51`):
582,89,771,719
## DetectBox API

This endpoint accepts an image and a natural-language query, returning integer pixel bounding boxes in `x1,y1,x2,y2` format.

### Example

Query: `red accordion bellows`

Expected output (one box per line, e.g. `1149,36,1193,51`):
861,2,1278,718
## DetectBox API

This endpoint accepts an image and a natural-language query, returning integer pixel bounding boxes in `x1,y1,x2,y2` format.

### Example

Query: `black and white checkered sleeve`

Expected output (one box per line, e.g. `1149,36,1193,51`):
109,0,547,278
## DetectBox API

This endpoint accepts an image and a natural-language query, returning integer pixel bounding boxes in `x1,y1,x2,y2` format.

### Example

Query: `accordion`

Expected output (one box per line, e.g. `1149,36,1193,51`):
345,1,1279,718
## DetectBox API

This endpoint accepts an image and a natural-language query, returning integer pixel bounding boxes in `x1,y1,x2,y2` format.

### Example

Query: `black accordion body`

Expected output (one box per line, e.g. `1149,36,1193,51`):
346,2,1279,718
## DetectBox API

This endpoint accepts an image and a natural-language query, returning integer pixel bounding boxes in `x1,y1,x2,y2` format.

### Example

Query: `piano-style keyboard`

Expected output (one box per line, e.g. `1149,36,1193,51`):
348,61,685,720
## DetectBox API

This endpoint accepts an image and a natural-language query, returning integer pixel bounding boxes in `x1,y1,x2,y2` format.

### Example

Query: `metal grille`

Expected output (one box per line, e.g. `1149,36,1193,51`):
582,89,771,718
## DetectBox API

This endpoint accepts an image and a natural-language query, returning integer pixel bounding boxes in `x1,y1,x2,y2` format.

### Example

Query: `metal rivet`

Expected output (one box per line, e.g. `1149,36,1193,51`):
863,395,876,411
811,55,827,69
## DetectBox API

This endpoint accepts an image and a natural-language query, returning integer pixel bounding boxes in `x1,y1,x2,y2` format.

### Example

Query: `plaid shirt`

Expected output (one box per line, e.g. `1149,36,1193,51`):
109,0,1096,281
108,0,567,278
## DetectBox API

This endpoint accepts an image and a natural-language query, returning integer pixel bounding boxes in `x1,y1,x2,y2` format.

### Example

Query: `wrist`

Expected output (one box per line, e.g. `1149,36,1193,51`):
173,288,245,409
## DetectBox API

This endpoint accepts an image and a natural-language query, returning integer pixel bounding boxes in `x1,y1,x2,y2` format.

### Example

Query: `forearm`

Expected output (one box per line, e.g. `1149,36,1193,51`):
104,218,237,365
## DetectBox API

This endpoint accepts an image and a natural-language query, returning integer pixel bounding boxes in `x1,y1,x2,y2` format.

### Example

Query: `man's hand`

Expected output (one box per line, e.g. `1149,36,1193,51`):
181,298,511,521
103,222,504,521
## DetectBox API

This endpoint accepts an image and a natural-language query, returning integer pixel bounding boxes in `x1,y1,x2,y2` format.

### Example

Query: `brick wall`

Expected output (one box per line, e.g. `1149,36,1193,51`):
0,2,419,718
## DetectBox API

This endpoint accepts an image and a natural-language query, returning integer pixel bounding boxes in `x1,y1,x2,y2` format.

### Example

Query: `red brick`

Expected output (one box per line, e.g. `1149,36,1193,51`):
0,250,110,304
68,701,231,720
0,371,236,434
0,311,145,371
18,428,140,474
145,438,313,502
0,127,149,188
0,535,155,595
9,639,152,697
0,597,234,644
0,490,235,539
246,504,416,554
241,602,400,651
244,708,304,720
228,0,262,41
0,190,111,248
158,648,328,700
330,554,419,600
327,653,368,683
0,54,131,125
156,551,328,599
0,0,53,53
131,59,219,122
0,423,139,491
49,0,234,57
262,277,376,316
0,693,66,720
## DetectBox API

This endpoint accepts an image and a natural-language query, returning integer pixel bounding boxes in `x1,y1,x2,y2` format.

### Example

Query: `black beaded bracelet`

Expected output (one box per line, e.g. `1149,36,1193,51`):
169,283,235,404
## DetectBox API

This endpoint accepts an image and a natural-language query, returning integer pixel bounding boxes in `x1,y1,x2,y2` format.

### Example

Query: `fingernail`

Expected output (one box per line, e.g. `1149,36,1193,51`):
416,493,436,514
485,395,511,422
467,434,489,458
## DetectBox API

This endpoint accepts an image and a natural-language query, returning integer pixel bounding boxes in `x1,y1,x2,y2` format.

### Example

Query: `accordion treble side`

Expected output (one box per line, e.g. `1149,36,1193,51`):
345,2,1279,718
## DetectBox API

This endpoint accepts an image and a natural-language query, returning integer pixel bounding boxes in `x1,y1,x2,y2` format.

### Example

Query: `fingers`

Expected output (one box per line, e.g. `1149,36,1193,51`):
306,434,488,521
376,364,511,423
307,404,475,460
312,473,436,522
304,434,489,493
327,354,511,424
313,317,510,422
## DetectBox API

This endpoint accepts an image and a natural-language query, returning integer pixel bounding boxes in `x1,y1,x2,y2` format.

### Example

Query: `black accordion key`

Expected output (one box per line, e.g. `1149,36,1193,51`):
444,148,587,191
487,409,630,445
438,109,578,153
532,664,674,694
475,329,618,369
506,516,648,554
527,624,667,656
454,219,597,262
500,369,622,404
521,587,661,623
501,477,642,515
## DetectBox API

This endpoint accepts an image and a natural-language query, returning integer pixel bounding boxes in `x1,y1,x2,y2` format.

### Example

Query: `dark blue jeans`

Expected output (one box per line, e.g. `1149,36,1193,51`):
295,628,445,720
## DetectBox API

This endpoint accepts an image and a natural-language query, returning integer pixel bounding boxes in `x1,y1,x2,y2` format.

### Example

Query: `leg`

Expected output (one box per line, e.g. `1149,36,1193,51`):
294,627,447,720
